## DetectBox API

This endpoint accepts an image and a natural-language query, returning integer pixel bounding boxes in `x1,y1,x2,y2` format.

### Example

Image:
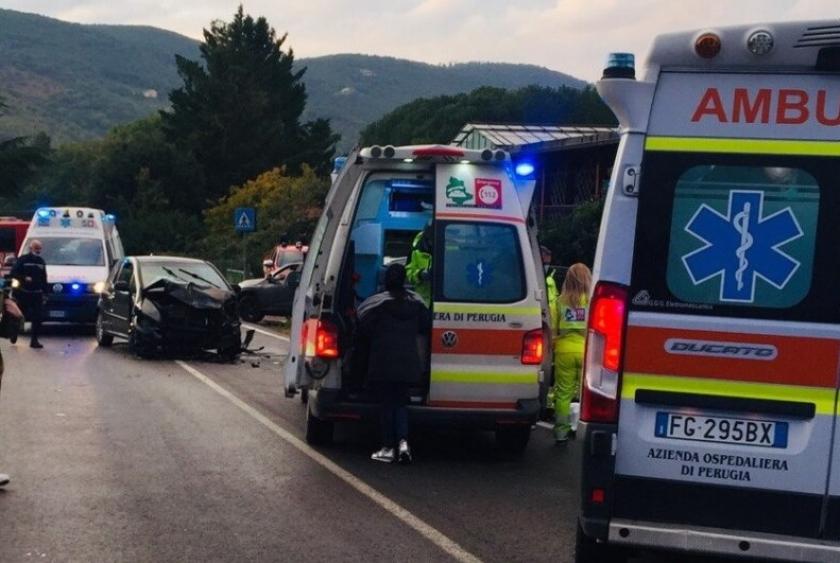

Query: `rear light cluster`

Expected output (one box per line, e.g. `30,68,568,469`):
581,282,628,424
520,328,544,365
302,319,339,359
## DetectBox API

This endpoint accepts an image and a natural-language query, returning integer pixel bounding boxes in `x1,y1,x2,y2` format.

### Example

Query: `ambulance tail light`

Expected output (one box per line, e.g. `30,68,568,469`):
521,329,544,365
581,282,628,424
302,319,340,359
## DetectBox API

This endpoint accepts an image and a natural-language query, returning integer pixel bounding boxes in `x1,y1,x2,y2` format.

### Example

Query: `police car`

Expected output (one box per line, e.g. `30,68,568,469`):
576,21,840,563
285,145,551,451
19,208,124,323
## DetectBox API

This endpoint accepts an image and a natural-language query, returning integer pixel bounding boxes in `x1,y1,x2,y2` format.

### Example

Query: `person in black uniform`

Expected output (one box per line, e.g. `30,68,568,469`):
10,240,47,349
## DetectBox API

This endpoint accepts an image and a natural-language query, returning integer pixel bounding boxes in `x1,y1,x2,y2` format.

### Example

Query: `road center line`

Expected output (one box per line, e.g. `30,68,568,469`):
176,360,482,563
242,323,290,341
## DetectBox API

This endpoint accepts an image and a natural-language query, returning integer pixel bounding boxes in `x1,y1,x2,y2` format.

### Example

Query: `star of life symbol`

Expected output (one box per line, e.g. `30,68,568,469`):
682,190,803,303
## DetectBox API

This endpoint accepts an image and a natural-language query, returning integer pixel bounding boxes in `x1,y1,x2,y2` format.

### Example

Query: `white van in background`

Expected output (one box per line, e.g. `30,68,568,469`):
18,207,124,323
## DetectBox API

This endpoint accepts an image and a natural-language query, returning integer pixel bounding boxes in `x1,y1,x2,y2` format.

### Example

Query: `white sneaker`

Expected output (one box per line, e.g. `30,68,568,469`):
0,473,9,487
398,439,412,464
371,447,395,463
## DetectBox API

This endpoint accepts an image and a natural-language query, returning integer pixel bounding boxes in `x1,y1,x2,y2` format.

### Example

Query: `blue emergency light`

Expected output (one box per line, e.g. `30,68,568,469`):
333,156,348,174
104,214,116,223
515,162,536,177
603,52,635,79
37,209,51,219
70,283,82,293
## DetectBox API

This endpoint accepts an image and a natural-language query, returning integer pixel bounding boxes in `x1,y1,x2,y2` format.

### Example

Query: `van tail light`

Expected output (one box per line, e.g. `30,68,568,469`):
521,328,544,365
581,282,628,424
302,319,340,359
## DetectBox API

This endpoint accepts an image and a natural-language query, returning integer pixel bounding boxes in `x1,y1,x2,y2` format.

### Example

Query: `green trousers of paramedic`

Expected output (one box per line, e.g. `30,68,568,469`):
553,333,584,438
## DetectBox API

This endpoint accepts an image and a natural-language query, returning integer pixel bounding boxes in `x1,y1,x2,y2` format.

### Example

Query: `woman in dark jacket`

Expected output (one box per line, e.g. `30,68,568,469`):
357,263,431,464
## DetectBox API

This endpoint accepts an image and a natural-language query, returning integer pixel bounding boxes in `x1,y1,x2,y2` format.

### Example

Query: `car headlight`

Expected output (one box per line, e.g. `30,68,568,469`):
92,281,107,293
10,278,20,289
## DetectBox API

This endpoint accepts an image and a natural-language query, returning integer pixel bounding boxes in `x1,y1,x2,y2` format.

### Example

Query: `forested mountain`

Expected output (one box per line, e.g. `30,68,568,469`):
0,8,586,150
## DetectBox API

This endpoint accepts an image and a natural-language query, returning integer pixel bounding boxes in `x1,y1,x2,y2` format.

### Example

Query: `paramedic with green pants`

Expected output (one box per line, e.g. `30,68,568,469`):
553,263,591,443
406,224,433,306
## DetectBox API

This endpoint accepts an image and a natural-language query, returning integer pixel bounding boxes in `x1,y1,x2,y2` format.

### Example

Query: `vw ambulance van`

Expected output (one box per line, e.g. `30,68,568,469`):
284,145,550,451
19,208,124,324
577,22,840,562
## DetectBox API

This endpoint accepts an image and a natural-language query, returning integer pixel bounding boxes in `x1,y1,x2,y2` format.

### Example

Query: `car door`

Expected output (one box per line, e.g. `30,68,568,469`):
109,259,135,336
614,146,840,539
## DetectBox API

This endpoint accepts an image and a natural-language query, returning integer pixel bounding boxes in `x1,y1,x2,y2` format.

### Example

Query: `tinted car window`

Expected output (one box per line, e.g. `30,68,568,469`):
438,222,525,303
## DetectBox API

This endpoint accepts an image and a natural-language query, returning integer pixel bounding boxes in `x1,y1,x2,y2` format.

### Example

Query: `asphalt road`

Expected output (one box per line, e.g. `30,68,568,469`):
0,324,729,563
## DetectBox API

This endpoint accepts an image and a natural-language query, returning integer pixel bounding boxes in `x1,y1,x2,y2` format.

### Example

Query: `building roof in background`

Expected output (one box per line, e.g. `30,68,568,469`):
451,123,619,154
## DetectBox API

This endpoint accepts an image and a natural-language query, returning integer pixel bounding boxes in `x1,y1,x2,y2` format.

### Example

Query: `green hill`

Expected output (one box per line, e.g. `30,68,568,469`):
0,8,586,150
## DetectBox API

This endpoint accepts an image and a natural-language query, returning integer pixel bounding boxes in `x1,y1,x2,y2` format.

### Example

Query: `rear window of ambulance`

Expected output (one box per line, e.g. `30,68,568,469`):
437,222,525,303
630,151,840,323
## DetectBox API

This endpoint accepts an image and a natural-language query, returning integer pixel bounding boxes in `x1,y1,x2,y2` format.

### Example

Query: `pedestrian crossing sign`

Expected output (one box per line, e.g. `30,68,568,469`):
234,207,256,233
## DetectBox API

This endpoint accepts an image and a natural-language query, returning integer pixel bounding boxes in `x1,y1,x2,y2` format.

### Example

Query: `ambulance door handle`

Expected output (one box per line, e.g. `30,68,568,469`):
508,322,523,328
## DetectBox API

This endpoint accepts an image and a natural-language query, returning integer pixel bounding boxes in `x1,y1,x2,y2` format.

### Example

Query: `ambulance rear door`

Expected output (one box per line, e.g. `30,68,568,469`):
613,70,840,539
284,150,364,394
428,163,542,409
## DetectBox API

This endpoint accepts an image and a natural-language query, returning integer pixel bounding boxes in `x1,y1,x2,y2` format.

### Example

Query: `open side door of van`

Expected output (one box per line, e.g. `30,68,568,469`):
284,150,365,396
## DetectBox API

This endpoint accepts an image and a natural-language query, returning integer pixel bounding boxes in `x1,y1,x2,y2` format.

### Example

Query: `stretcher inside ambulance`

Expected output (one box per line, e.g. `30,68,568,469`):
576,22,840,563
284,145,551,450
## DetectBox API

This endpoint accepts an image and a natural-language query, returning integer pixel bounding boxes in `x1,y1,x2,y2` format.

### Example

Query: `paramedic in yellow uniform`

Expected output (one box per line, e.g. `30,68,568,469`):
406,223,433,306
553,263,591,443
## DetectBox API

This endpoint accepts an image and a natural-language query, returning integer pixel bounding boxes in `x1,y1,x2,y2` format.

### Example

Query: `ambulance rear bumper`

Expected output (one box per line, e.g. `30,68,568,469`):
310,389,540,429
608,519,840,561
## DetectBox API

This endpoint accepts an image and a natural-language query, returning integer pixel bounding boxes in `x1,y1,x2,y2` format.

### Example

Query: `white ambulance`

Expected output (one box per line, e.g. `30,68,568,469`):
284,145,551,451
18,208,124,323
576,22,840,562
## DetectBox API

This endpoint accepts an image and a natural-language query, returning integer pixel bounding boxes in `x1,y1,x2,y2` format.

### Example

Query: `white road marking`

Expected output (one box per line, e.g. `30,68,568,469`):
176,360,482,563
242,323,290,341
536,421,553,431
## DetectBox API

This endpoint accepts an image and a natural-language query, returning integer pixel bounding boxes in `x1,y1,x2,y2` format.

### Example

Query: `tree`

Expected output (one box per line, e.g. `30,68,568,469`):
201,166,328,274
359,85,616,146
162,6,338,199
0,95,49,195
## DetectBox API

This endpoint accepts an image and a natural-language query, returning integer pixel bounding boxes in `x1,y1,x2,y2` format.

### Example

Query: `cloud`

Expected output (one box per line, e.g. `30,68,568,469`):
1,0,839,80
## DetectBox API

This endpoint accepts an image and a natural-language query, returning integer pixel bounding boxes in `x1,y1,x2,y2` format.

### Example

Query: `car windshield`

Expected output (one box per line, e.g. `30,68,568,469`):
140,261,228,289
32,237,105,266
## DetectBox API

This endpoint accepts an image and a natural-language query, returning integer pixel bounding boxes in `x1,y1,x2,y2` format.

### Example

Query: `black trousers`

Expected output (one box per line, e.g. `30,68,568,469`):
373,382,410,449
18,292,42,342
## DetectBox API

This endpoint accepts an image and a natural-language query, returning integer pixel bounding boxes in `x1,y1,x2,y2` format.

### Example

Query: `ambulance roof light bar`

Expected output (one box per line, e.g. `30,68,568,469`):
360,144,510,163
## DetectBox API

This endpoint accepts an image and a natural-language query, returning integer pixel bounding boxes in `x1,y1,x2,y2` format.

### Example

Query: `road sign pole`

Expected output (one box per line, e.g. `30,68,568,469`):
242,232,247,279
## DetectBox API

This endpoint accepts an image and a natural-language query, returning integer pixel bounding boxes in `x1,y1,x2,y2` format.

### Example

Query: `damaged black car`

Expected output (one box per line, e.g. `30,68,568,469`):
95,256,241,359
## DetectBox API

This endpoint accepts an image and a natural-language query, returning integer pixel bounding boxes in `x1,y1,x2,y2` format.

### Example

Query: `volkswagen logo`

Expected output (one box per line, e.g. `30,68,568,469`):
52,283,63,294
441,330,458,348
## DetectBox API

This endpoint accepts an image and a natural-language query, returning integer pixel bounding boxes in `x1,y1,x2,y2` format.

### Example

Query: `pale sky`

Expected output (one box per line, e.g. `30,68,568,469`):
2,0,839,81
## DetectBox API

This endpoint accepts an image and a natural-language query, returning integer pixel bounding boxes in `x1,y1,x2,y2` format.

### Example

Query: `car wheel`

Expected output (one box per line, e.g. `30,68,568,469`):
128,328,152,358
305,401,333,446
218,345,240,362
95,312,113,347
574,522,629,563
495,425,531,453
238,297,264,323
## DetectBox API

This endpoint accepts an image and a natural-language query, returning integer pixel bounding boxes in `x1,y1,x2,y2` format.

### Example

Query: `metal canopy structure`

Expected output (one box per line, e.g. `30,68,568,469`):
451,123,619,154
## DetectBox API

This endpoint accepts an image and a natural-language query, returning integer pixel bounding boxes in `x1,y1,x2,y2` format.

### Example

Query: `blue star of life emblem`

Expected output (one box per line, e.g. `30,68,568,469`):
682,190,803,303
467,260,493,288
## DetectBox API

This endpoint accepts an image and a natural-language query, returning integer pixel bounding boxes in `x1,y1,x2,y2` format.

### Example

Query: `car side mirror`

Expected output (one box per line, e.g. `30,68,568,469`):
114,280,129,292
3,255,16,267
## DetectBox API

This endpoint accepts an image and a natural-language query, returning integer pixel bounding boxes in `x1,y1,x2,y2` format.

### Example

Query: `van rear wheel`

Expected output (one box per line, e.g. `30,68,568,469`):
305,403,333,446
495,425,531,453
574,522,628,563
